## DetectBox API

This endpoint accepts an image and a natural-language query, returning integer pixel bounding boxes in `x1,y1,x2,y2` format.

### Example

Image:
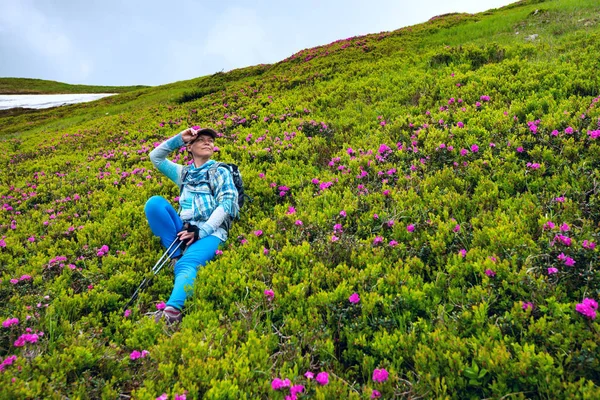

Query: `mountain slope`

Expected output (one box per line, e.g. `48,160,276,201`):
0,0,599,398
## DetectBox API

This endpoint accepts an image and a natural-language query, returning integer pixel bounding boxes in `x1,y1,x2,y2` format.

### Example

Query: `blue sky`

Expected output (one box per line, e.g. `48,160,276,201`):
0,0,515,86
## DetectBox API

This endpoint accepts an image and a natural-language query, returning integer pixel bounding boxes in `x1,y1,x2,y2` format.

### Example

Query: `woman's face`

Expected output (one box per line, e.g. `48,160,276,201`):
188,135,215,158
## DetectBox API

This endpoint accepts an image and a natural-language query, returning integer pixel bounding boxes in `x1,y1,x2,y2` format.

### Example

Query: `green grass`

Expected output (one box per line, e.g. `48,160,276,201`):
0,77,150,94
0,0,600,398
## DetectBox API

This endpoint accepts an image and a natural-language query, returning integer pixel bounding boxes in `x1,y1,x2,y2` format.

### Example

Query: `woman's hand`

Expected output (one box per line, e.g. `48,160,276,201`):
177,230,196,245
181,127,198,144
177,223,200,245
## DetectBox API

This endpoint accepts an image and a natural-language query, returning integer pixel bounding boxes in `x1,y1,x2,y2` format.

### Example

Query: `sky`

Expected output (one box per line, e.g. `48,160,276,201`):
0,0,516,87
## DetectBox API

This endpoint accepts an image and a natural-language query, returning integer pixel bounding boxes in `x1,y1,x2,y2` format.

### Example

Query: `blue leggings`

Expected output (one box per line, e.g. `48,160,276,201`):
144,196,222,310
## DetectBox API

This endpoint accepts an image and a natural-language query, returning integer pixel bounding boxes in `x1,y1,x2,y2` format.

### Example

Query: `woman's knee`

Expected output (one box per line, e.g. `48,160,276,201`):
144,195,167,216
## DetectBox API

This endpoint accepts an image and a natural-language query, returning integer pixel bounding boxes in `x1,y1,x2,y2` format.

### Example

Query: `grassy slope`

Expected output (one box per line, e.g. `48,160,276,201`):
1,0,600,398
0,77,149,94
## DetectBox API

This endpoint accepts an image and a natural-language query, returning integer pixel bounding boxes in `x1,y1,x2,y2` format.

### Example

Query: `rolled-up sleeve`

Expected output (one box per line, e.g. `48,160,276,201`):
149,133,185,185
213,166,239,219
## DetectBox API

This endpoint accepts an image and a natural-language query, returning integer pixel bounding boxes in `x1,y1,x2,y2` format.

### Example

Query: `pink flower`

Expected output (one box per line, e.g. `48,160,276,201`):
271,378,291,390
459,249,467,258
389,240,398,247
543,221,555,230
331,235,339,242
576,298,598,320
349,293,360,304
304,371,314,380
141,350,149,358
471,144,479,153
215,249,223,255
564,257,576,267
373,236,383,245
559,223,570,232
264,289,275,301
156,394,168,400
371,390,382,399
548,267,558,274
453,224,460,233
484,269,496,277
2,318,19,328
286,206,296,215
254,230,263,237
13,333,39,347
295,220,303,226
290,385,304,396
522,302,534,311
406,224,415,232
339,210,346,217
156,302,166,310
565,126,574,134
130,350,142,360
10,279,18,285
175,394,187,400
373,214,379,220
124,309,131,318
583,240,596,250
372,368,389,383
263,247,270,255
315,372,329,386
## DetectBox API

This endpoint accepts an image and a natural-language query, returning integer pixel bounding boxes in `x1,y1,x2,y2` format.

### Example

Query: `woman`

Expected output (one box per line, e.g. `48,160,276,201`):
145,127,239,324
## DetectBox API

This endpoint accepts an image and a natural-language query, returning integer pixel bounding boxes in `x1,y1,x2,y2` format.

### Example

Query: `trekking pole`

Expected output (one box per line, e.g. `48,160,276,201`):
123,238,183,310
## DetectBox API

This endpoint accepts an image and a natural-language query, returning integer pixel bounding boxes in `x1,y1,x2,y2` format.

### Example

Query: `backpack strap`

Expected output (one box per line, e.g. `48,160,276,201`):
177,165,191,215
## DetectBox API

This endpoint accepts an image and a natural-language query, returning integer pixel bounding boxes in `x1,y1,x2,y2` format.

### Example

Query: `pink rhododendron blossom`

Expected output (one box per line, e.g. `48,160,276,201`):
554,196,566,203
130,351,142,360
543,221,555,230
548,267,558,274
295,220,303,226
564,257,576,267
286,206,296,215
124,309,131,318
371,390,382,399
349,293,360,304
331,235,339,242
215,250,223,255
316,372,329,385
156,394,168,400
459,249,467,258
565,126,574,134
253,230,263,237
10,279,18,285
156,302,166,310
554,235,572,246
407,224,415,232
485,269,496,277
304,371,314,380
576,298,598,320
0,355,17,373
339,210,346,217
271,378,291,390
453,224,460,233
522,302,534,311
389,240,398,247
290,385,304,396
2,318,19,328
174,394,187,400
14,333,39,347
264,289,274,301
372,368,389,383
373,236,383,245
582,240,596,250
471,144,479,153
559,223,570,232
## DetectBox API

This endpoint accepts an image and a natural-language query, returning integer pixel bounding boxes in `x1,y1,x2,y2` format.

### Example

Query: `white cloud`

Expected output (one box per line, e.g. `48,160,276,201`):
202,6,276,71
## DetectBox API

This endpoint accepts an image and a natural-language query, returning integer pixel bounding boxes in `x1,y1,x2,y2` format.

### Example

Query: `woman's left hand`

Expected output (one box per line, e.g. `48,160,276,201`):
177,230,196,245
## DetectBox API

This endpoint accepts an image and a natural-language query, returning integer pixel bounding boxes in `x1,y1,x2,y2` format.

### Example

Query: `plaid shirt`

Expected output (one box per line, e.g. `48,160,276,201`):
149,133,238,241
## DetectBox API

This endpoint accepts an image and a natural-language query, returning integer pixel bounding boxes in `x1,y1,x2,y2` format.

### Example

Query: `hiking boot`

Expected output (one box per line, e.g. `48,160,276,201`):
153,306,182,324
